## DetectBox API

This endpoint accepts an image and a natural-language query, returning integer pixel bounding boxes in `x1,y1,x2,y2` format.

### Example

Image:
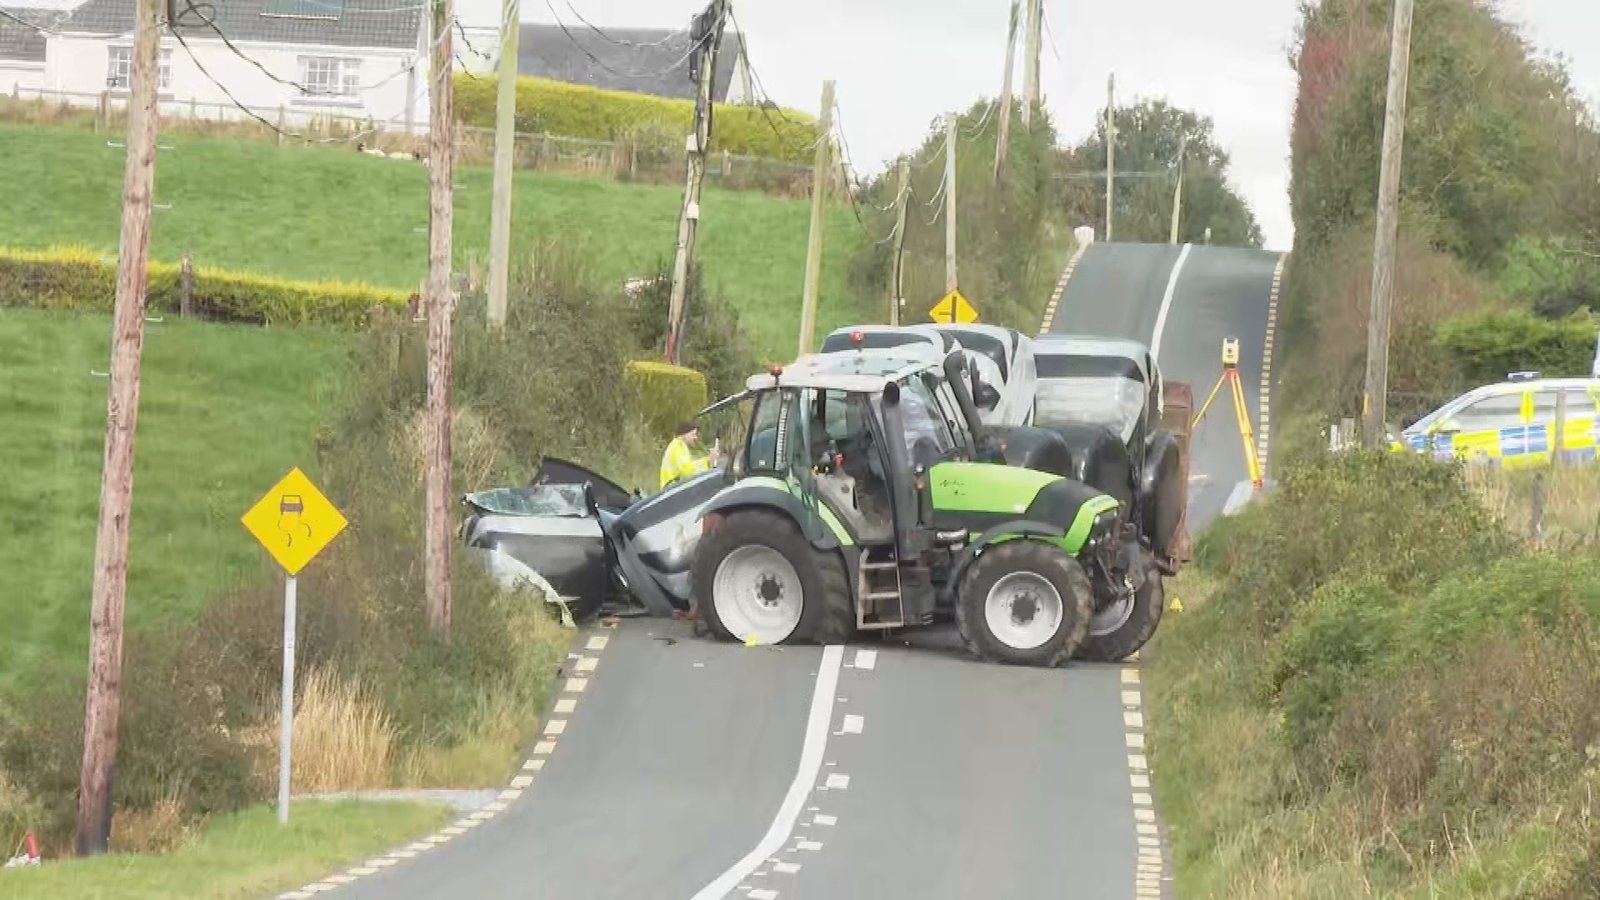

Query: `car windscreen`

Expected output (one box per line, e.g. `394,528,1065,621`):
1035,352,1144,382
950,330,1008,380
466,484,591,517
1035,373,1147,442
820,331,927,353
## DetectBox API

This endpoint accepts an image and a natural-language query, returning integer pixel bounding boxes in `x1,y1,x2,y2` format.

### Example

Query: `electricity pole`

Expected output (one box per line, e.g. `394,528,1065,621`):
1104,73,1116,243
1021,0,1041,129
76,0,160,856
994,0,1019,182
796,79,835,356
666,0,727,364
945,115,958,293
485,0,519,330
1169,134,1187,245
424,0,456,634
1362,0,1414,447
888,159,910,325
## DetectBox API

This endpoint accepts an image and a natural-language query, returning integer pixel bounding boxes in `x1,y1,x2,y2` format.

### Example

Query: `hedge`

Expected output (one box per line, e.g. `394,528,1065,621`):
0,245,408,326
624,360,708,438
454,75,820,165
1434,307,1599,385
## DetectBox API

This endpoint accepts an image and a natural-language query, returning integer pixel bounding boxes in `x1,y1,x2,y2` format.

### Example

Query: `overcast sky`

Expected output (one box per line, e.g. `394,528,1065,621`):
537,0,1598,253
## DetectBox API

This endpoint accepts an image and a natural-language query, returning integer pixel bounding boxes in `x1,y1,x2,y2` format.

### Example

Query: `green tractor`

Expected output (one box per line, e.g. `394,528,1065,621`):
689,347,1126,667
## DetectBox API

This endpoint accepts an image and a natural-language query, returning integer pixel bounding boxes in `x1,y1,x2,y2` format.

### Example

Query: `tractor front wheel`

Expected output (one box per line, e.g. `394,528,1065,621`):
1077,559,1164,663
957,540,1091,667
691,509,852,646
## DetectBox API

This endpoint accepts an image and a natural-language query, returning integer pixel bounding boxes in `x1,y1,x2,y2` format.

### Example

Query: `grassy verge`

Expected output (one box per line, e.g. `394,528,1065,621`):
0,800,449,900
0,122,871,360
0,309,350,695
1146,450,1600,897
0,241,692,857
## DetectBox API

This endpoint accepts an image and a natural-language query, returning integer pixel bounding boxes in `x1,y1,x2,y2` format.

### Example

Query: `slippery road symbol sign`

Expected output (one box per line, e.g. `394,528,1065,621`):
242,467,347,575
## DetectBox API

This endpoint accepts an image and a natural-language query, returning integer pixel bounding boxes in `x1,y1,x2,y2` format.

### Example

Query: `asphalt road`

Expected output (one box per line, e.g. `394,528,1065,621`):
321,240,1281,900
1049,241,1283,528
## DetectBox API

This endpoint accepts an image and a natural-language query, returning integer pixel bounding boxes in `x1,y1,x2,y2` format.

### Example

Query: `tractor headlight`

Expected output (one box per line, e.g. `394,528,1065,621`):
1085,508,1118,552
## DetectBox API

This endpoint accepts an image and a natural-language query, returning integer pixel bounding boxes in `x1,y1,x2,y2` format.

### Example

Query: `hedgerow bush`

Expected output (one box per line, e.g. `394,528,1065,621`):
1150,449,1600,895
454,75,819,164
0,245,406,326
1435,307,1598,385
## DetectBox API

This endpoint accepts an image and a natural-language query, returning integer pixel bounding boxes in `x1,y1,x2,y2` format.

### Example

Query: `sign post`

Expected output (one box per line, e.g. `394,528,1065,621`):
241,467,347,825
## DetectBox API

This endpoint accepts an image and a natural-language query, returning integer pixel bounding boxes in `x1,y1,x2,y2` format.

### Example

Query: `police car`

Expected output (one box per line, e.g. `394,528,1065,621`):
1393,372,1600,466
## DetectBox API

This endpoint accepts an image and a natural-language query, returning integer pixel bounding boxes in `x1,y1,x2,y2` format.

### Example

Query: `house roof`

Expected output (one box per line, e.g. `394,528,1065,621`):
517,23,744,102
0,9,53,61
59,0,422,51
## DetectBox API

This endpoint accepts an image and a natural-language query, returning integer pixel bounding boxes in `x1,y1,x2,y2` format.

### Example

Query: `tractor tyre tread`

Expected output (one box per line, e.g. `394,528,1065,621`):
955,540,1091,667
1078,561,1165,663
690,508,853,645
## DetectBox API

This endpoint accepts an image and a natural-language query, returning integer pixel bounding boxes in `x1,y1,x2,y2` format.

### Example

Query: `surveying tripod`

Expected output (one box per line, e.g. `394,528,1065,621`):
1191,337,1264,489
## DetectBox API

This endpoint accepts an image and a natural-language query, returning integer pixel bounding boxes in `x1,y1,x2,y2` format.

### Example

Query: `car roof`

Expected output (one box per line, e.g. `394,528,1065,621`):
744,349,940,394
1033,333,1153,377
1402,376,1600,433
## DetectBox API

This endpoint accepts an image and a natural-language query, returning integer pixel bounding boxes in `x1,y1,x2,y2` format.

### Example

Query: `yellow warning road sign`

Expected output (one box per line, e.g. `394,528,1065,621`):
928,289,978,325
242,467,347,575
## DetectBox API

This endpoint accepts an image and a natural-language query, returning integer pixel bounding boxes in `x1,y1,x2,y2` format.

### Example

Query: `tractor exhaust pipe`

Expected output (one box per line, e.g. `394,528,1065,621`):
879,381,923,558
942,350,986,443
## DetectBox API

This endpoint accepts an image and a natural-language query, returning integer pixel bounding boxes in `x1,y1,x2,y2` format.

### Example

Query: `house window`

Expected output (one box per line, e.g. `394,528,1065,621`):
108,46,172,90
298,56,359,97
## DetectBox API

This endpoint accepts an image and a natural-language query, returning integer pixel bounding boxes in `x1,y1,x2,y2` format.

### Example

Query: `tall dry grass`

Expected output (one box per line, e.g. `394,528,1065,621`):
285,669,397,794
1464,461,1600,550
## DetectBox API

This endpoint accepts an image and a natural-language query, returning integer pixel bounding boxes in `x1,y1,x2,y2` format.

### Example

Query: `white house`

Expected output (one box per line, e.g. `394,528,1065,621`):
0,0,507,132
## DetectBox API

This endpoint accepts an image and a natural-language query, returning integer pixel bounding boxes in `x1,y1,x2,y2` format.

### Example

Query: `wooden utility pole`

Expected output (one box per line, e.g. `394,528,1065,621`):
485,0,519,330
994,0,1020,182
666,0,727,364
1361,0,1414,448
888,159,910,325
1169,134,1187,245
1104,73,1116,243
796,79,835,356
75,0,160,857
424,0,456,634
944,115,958,293
1021,0,1041,129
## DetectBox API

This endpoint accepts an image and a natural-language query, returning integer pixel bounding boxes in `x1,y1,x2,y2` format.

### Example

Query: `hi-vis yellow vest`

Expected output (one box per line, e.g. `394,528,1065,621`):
659,437,706,489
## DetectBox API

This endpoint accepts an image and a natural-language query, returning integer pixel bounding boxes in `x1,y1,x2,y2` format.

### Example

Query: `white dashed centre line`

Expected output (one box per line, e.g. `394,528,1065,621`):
690,645,845,900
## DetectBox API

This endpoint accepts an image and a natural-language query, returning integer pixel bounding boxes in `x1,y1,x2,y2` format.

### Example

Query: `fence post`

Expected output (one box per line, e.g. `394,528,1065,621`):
629,139,638,180
180,251,194,318
277,105,286,147
1553,391,1568,474
97,90,109,133
1529,471,1546,543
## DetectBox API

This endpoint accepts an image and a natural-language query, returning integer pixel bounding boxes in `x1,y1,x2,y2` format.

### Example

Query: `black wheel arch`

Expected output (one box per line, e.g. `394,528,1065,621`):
700,483,844,552
943,520,1068,606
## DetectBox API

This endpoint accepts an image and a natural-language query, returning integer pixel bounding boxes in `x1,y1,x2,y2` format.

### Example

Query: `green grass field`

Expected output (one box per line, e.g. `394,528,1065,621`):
0,800,449,899
0,309,348,694
0,123,871,360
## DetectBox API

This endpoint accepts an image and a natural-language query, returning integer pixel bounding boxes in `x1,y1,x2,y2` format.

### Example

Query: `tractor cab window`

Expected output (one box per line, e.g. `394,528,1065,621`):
744,390,786,473
927,375,974,455
900,375,956,467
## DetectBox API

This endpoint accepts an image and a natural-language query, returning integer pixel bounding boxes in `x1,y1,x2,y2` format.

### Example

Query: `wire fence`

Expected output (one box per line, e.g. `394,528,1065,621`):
2,85,824,198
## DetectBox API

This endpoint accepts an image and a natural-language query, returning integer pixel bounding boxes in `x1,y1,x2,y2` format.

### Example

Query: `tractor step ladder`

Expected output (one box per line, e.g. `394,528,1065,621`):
856,545,905,629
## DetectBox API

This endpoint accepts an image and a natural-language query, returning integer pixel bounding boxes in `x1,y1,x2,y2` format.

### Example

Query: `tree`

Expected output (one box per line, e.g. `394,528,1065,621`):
1064,98,1264,247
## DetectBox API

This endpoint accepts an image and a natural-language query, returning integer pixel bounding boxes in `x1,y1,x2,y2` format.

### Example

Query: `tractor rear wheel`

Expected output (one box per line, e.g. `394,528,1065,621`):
1077,559,1164,663
956,540,1091,667
691,509,852,645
